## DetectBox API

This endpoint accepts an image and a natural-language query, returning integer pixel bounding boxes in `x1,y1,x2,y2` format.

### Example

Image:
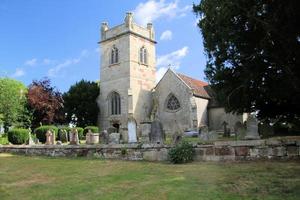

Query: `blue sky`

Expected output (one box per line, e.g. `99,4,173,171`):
0,0,206,92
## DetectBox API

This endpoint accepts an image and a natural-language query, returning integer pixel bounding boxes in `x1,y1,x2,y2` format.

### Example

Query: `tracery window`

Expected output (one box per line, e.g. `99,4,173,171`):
166,94,180,111
111,46,119,64
139,47,147,64
110,92,121,115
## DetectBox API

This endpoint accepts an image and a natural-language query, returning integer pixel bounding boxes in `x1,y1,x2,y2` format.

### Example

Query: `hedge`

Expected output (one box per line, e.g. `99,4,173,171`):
7,129,30,144
83,126,99,136
34,125,58,143
76,127,84,140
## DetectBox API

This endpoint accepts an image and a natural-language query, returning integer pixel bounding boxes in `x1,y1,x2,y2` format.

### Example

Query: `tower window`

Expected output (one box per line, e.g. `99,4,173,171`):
111,46,119,64
110,91,121,115
139,47,147,64
166,94,180,111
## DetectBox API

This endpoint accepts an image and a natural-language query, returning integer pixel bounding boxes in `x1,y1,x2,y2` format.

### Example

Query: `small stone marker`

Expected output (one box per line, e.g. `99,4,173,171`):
140,122,151,143
69,129,79,145
199,126,209,141
100,130,109,144
28,132,35,145
150,120,164,144
45,130,55,145
109,132,120,144
245,114,260,140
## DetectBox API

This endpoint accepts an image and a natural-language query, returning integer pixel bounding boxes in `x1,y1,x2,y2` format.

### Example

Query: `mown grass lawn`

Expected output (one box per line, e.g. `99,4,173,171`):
0,154,299,200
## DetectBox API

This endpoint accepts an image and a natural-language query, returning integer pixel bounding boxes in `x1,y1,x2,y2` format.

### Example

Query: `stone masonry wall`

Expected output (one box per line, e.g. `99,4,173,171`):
0,138,299,162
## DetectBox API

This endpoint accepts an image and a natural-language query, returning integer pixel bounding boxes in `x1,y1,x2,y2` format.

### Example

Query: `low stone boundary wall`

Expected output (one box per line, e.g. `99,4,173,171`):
0,138,299,161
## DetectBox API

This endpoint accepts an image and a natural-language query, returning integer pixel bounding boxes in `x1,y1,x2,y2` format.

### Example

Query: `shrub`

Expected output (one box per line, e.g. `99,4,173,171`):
34,125,58,143
168,141,195,164
83,126,99,136
0,134,9,145
7,129,30,144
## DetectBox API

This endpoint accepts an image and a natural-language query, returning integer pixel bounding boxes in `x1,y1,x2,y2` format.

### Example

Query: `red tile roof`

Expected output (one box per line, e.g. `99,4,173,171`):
177,73,211,99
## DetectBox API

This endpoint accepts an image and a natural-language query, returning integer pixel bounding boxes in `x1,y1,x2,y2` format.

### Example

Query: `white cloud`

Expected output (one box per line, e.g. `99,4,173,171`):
157,46,188,67
156,46,188,82
134,0,191,26
24,58,37,66
47,49,90,77
12,68,25,77
160,30,173,40
48,58,80,77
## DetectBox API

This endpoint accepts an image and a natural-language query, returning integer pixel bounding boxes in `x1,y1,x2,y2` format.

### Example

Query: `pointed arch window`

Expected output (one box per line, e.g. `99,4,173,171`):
111,46,119,64
110,92,121,115
139,47,147,64
166,94,181,111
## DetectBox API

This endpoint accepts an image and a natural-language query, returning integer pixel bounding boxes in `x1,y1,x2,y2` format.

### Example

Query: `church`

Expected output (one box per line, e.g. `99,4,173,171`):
97,13,243,143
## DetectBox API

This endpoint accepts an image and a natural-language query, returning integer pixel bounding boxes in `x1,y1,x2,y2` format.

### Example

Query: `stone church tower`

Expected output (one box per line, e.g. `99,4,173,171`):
98,12,156,142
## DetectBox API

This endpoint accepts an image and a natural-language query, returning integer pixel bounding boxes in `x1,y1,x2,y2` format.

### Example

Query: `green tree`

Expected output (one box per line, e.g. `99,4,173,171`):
193,0,300,124
0,78,27,132
63,80,99,127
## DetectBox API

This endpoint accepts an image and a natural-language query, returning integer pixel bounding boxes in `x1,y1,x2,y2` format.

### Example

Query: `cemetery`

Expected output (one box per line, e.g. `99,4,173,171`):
1,1,299,199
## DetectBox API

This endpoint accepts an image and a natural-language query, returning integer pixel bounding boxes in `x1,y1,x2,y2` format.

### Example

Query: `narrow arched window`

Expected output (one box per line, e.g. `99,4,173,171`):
139,47,147,64
110,92,121,115
111,46,119,64
166,94,180,111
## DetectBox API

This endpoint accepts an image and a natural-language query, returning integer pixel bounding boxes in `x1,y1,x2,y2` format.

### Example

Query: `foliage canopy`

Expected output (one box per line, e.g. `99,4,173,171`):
193,0,300,124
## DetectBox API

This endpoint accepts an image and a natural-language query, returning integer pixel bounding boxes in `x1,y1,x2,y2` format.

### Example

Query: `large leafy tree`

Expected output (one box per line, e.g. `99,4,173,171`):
27,78,64,128
193,0,300,123
0,78,28,132
63,80,99,127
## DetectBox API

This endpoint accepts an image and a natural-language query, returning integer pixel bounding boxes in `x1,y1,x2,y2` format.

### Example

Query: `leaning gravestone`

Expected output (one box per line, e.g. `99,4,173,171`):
109,132,120,144
245,114,260,140
69,129,79,145
150,120,164,144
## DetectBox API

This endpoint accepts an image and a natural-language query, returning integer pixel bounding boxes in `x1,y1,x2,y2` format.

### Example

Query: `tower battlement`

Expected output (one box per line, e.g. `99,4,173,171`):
100,12,155,43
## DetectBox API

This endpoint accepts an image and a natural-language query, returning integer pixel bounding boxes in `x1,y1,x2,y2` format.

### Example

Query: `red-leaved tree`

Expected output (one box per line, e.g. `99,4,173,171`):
27,78,64,128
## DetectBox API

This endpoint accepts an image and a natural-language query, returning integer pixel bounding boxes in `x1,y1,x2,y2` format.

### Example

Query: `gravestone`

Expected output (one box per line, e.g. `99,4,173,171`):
45,130,55,145
107,127,117,134
245,114,260,140
27,132,35,145
140,122,151,143
109,132,120,144
58,129,68,143
86,129,99,144
209,130,219,140
234,122,246,139
100,130,109,144
173,132,182,145
199,126,209,141
69,129,79,145
222,121,229,137
150,120,164,144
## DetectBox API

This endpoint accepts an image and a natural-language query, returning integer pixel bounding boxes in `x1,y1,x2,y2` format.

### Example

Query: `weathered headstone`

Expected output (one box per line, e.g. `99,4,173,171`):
100,130,109,144
150,120,164,144
140,122,151,143
173,133,183,145
58,129,68,143
86,129,99,144
209,130,219,140
109,132,120,144
69,129,79,145
222,121,229,137
199,126,209,141
107,127,117,134
27,132,35,145
234,122,246,139
45,130,55,145
245,114,260,140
